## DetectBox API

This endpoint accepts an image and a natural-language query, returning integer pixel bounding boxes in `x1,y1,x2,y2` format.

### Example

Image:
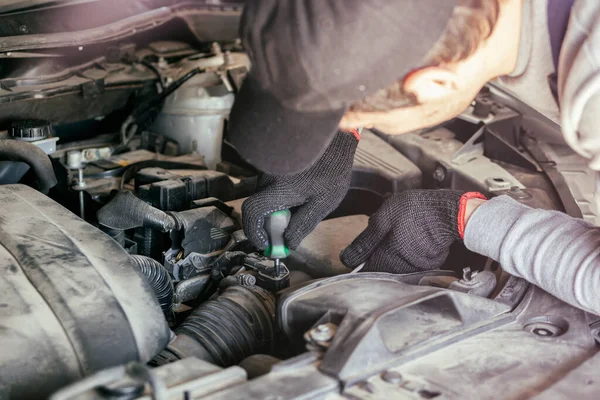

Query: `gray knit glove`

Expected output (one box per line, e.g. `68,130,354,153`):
340,190,486,273
242,130,359,251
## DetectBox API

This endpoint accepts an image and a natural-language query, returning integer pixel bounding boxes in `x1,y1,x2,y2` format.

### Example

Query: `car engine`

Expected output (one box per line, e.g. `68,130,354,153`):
0,2,599,400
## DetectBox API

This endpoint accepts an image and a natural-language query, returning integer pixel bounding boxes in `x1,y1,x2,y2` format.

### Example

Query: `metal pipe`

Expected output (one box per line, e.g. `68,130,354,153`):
78,168,85,219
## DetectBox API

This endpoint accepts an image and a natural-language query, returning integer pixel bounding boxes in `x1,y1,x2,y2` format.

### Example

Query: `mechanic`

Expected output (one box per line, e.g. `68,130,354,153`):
227,1,600,315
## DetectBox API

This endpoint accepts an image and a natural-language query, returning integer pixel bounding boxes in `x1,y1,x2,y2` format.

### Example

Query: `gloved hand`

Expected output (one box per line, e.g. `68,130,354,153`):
242,129,359,251
340,189,486,273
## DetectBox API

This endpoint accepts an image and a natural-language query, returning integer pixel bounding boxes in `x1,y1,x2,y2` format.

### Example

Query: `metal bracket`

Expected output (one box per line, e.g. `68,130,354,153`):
451,124,486,165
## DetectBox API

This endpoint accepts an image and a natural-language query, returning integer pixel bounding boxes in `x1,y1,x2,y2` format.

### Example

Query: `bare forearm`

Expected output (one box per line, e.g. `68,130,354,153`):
464,195,600,315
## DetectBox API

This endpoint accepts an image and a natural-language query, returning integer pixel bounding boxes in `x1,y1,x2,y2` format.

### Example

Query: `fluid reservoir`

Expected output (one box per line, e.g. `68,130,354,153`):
151,72,234,170
150,48,250,170
0,120,59,185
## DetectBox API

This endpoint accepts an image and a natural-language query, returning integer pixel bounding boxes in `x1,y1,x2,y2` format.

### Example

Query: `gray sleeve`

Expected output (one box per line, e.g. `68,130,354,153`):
464,195,600,315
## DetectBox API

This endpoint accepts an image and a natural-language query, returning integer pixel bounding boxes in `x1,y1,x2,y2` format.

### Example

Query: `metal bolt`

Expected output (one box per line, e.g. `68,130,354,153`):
317,324,329,332
524,317,567,338
309,323,335,342
237,274,256,286
77,169,85,187
274,259,281,277
508,186,531,200
19,25,28,34
432,167,445,182
381,370,403,384
67,150,83,170
67,151,87,219
304,323,338,350
77,168,86,219
533,328,553,337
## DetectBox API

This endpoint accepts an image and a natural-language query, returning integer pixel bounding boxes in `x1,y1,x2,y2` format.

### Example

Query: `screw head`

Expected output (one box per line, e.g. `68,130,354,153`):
508,186,532,200
308,323,336,342
433,167,445,182
238,274,256,286
524,317,568,338
532,328,553,337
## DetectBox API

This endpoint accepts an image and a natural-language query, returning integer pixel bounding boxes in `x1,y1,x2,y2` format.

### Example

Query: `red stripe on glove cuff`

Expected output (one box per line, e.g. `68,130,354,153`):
348,129,361,141
457,192,487,239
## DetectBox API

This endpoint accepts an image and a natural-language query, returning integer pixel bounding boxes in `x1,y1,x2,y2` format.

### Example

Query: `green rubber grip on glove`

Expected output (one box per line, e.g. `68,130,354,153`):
263,209,291,259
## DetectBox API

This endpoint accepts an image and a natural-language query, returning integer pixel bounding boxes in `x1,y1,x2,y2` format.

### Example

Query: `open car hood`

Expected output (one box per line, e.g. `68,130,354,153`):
0,0,244,52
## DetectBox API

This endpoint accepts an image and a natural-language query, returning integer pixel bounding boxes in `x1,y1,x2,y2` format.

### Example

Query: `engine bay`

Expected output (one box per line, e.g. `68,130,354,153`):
0,3,599,399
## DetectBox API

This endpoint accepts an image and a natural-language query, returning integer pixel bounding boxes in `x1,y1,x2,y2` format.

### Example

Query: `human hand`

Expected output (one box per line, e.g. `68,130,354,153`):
242,130,359,250
340,189,486,273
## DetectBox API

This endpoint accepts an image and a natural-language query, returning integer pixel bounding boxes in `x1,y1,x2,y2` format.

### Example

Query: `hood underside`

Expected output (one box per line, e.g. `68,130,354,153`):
0,0,243,52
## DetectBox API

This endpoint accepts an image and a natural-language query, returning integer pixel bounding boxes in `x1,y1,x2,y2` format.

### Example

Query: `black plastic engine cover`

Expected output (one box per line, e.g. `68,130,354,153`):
0,185,170,399
278,273,511,384
331,129,422,218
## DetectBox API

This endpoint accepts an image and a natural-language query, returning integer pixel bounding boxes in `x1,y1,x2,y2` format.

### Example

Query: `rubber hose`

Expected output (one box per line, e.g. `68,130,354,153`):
175,285,276,367
0,140,57,193
131,255,174,319
97,191,177,231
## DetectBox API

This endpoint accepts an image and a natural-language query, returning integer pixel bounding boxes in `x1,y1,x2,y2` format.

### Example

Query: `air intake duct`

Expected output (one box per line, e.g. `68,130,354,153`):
153,285,275,367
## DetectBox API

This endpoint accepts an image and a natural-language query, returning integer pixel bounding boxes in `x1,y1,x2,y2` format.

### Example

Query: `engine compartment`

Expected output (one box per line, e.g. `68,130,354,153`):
0,185,170,399
0,5,598,399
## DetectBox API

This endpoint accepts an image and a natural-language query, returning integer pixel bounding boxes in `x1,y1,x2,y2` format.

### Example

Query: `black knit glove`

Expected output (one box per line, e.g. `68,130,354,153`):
340,190,486,273
242,130,359,251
